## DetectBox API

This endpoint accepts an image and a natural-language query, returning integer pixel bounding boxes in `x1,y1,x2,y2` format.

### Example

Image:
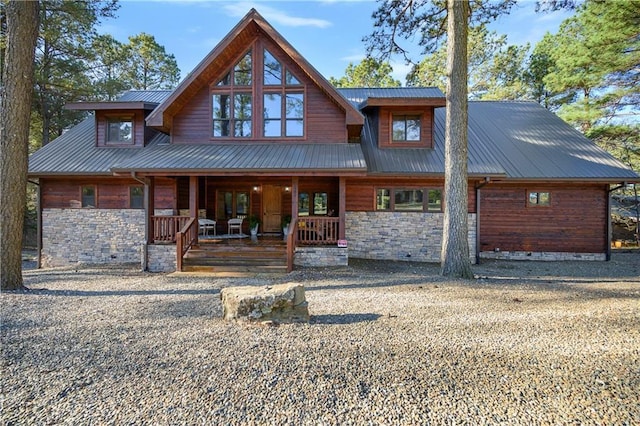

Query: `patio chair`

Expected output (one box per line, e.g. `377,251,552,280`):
198,219,216,236
228,217,243,235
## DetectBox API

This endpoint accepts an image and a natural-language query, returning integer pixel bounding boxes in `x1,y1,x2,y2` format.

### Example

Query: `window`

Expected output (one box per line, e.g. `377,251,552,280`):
528,191,550,206
298,193,310,216
130,186,144,209
263,49,304,138
216,190,250,220
236,192,249,216
376,188,442,212
395,189,423,211
212,45,304,140
376,189,391,210
392,114,421,142
106,117,133,144
427,189,442,212
298,192,329,215
212,51,253,138
81,186,96,208
314,192,328,215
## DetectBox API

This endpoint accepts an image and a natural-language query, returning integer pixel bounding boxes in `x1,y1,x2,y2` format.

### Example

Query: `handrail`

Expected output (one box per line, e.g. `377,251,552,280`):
296,216,339,245
176,217,197,272
286,220,297,273
151,215,191,243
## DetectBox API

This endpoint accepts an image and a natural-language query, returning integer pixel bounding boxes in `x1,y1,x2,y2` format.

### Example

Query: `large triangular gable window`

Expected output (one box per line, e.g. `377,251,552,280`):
211,45,305,140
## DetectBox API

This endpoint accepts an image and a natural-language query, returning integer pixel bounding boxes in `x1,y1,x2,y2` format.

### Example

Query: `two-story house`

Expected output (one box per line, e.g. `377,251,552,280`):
28,9,639,273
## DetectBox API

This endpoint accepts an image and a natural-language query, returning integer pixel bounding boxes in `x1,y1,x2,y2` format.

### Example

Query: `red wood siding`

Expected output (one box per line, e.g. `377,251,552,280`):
479,183,608,253
41,177,176,210
170,36,347,144
345,177,476,213
378,106,434,148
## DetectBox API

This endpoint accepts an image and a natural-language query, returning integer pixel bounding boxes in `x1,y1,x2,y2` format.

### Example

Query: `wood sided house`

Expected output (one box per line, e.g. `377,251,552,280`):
28,9,640,273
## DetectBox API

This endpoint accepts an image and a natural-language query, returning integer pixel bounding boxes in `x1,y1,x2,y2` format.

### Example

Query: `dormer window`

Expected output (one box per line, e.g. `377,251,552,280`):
106,116,133,145
211,45,305,140
379,107,433,148
392,114,421,142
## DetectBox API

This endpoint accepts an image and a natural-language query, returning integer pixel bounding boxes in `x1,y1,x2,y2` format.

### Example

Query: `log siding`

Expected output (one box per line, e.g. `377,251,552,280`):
479,183,609,253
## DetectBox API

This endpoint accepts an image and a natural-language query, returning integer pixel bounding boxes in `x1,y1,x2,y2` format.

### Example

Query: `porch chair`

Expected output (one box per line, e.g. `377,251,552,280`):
198,219,216,236
227,217,243,235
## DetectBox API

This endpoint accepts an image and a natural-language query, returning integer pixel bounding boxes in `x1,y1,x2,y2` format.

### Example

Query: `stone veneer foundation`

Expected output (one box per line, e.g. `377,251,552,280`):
345,211,477,263
146,244,176,272
42,209,145,267
294,247,348,267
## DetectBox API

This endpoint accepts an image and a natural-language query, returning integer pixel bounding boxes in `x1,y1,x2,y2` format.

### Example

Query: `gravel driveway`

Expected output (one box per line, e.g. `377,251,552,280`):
2,253,639,425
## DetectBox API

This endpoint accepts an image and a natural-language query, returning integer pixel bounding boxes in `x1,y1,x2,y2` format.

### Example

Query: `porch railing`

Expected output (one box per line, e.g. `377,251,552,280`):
152,215,191,243
286,220,296,273
296,217,339,245
176,217,198,272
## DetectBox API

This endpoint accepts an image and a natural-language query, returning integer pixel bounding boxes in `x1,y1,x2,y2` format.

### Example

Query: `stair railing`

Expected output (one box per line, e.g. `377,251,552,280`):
176,217,198,271
286,220,297,272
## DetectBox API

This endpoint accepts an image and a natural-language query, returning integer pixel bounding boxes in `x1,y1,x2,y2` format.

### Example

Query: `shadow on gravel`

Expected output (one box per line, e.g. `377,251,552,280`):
310,313,382,324
9,288,220,297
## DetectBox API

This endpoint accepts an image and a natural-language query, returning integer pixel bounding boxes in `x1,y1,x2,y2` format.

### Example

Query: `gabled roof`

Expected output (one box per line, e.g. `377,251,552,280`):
29,90,639,182
146,9,364,133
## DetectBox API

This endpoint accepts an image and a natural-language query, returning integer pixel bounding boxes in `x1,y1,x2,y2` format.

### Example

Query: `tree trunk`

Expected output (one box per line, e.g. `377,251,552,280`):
441,0,473,278
1,1,39,290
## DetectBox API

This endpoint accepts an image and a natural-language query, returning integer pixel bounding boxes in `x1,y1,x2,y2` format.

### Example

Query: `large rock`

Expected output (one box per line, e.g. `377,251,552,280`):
220,283,309,323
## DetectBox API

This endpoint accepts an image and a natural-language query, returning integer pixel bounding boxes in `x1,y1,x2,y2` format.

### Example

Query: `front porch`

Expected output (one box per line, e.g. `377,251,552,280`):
142,175,349,272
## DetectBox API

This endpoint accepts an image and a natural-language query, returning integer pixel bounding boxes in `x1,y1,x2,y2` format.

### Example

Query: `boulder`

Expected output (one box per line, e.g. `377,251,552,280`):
220,283,309,323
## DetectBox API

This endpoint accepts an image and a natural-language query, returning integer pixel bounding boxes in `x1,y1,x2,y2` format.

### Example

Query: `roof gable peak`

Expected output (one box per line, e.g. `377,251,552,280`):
146,8,363,132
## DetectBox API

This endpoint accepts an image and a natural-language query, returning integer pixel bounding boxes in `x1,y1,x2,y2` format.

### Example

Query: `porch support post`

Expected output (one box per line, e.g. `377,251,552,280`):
292,177,299,225
339,176,346,240
189,175,198,218
146,176,155,245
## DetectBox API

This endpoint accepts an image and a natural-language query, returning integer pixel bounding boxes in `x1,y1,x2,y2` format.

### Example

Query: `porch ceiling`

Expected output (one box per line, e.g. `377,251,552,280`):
110,142,368,176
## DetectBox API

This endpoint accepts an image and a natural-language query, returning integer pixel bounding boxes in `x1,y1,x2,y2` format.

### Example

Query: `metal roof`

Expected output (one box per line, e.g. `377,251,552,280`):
360,101,638,180
338,87,445,109
27,116,167,176
360,111,505,176
466,102,639,180
117,90,172,103
28,109,366,176
110,142,367,174
28,91,639,182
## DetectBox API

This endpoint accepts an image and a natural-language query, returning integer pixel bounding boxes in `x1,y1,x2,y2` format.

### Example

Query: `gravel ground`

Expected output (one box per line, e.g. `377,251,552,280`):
1,253,639,425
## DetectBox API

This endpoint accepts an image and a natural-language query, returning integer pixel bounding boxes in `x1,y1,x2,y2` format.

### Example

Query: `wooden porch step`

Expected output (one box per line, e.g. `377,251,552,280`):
182,238,287,274
181,264,288,273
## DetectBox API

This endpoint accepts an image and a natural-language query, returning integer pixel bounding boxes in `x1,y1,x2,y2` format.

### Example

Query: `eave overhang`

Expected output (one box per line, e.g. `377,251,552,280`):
66,101,159,111
360,98,447,109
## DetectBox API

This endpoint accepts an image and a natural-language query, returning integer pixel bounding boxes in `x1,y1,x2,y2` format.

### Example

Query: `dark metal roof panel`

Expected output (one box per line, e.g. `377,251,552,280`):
468,102,639,179
360,111,505,176
338,87,445,105
28,116,170,175
110,142,367,173
117,90,172,103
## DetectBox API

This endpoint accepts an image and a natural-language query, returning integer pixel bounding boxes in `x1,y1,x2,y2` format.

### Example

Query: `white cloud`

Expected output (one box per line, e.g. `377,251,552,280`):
389,59,413,85
340,53,366,62
223,2,332,28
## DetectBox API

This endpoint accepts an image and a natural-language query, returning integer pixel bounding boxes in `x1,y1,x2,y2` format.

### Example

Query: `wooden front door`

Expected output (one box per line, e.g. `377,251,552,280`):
263,185,282,233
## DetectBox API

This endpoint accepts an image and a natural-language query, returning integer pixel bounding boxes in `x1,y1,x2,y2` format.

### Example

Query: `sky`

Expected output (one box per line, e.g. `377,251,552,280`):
98,0,575,85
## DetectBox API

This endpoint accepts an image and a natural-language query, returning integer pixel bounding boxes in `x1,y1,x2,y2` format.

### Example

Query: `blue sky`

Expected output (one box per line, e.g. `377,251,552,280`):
99,0,574,84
